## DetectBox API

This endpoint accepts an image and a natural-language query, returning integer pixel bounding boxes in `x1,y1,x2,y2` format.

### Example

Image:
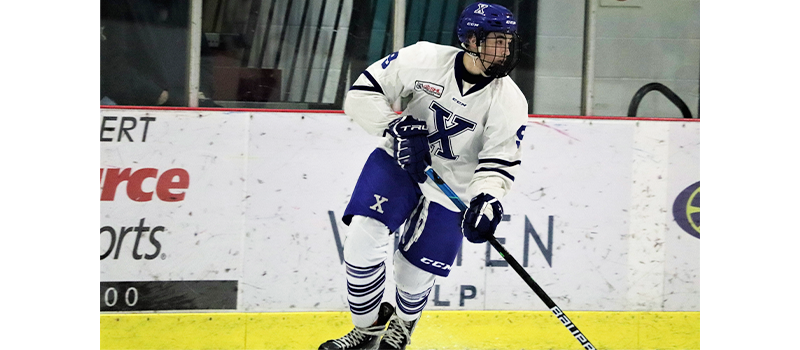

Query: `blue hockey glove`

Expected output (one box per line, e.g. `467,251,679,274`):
386,115,431,183
462,193,503,243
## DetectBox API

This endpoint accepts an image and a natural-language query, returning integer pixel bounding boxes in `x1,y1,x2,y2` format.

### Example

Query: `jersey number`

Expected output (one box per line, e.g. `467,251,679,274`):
381,52,399,69
516,125,526,148
427,101,476,160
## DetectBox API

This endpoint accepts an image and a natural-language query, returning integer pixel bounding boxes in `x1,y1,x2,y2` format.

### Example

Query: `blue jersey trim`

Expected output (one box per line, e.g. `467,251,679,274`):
478,158,522,167
349,70,384,94
475,167,515,181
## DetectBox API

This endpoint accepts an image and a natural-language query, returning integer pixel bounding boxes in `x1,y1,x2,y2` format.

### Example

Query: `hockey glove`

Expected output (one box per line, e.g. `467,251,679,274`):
462,193,504,244
386,115,431,183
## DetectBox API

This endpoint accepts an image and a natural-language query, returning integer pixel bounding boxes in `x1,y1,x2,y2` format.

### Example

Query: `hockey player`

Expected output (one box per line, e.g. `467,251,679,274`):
319,3,527,349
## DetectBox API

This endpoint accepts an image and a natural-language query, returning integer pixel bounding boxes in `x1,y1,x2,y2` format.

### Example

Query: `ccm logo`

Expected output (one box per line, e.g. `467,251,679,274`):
420,257,452,271
101,168,190,202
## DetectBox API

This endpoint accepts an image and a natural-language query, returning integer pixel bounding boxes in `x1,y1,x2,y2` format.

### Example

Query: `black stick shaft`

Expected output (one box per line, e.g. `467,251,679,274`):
425,166,597,350
487,236,556,308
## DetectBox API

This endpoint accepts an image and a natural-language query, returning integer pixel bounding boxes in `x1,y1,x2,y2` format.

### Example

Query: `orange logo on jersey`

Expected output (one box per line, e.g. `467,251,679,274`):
414,81,444,98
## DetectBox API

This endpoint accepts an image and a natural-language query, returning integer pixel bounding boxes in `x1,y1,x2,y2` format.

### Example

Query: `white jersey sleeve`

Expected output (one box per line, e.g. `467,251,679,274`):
466,81,528,200
343,43,438,136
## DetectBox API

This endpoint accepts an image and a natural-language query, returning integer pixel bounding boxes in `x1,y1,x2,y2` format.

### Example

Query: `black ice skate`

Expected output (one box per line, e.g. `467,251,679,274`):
319,302,395,350
377,314,417,350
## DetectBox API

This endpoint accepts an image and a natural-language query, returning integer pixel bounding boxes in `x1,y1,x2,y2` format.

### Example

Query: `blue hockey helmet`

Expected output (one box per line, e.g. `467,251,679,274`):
456,2,520,77
457,2,518,44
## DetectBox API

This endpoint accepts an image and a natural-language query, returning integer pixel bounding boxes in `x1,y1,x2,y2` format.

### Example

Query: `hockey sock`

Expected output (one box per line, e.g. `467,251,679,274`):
342,216,393,327
392,250,436,322
346,261,387,328
395,286,432,322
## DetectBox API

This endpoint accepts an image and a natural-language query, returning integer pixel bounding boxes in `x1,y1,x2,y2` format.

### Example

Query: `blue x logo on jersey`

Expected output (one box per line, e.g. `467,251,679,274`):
427,101,476,160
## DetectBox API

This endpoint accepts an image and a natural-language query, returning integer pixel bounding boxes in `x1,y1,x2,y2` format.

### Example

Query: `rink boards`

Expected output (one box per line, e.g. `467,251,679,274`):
100,108,700,349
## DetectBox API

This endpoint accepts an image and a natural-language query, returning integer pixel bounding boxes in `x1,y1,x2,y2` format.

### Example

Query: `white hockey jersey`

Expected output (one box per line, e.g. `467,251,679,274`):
344,41,528,212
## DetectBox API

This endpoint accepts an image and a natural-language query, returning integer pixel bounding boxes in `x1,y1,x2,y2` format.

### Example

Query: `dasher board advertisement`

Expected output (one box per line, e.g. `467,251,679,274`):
100,110,247,311
100,109,699,313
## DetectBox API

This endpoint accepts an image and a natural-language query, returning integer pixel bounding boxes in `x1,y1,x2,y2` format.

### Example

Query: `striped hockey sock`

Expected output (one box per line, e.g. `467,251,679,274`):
395,285,432,321
346,261,387,328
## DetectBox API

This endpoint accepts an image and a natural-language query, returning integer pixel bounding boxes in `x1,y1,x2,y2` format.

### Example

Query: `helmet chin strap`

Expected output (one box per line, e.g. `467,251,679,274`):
476,45,490,77
461,37,506,77
466,43,492,77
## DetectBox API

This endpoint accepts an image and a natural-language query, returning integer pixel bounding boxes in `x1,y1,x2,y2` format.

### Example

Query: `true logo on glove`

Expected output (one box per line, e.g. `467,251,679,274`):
399,124,427,132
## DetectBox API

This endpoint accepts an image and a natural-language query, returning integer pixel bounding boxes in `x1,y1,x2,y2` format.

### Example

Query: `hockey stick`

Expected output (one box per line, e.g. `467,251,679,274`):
424,166,597,350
